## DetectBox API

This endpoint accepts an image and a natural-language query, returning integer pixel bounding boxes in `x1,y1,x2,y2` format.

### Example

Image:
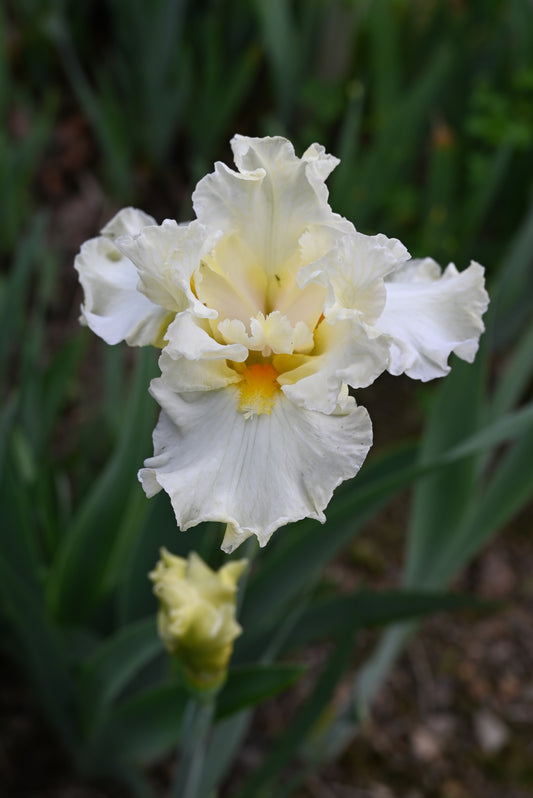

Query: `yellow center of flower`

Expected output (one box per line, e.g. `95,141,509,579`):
237,363,280,419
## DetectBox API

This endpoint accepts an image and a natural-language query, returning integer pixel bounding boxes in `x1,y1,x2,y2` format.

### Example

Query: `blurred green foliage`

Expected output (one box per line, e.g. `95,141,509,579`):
4,0,533,258
1,0,533,795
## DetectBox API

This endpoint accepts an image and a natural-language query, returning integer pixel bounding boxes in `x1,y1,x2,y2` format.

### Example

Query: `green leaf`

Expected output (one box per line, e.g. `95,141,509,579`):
286,589,487,651
1,448,42,579
438,400,533,465
0,559,74,749
338,42,452,225
241,443,419,639
330,80,365,203
352,355,488,719
0,218,44,385
41,332,87,448
86,682,189,769
199,711,252,798
254,0,298,124
354,350,533,727
215,664,305,720
436,423,533,581
0,389,17,478
490,316,533,418
368,0,400,116
115,491,211,626
355,423,533,725
491,195,533,348
405,352,488,588
461,143,512,252
78,616,160,733
235,627,357,798
47,347,158,623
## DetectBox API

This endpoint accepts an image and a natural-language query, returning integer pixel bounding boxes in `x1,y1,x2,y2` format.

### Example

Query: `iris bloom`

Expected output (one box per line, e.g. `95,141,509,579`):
75,136,488,553
150,549,246,688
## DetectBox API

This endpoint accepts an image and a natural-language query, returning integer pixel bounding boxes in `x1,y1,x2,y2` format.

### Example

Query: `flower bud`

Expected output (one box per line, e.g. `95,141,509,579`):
149,548,247,690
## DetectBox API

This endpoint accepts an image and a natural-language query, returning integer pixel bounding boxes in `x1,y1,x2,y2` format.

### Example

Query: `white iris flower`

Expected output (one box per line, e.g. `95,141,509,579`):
75,136,489,553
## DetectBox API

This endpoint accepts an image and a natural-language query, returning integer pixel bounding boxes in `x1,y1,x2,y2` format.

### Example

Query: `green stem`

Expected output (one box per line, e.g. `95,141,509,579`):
170,695,215,798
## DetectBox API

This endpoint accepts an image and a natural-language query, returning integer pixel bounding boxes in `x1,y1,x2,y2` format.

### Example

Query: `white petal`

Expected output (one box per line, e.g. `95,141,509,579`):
101,206,156,239
217,318,251,349
195,233,267,325
160,314,245,392
385,256,441,283
157,349,241,394
292,321,314,353
164,311,247,363
277,318,390,413
301,142,341,185
218,311,313,356
267,227,336,331
192,136,352,283
298,232,409,325
248,311,295,354
139,380,372,553
116,219,220,318
379,259,489,380
74,207,168,346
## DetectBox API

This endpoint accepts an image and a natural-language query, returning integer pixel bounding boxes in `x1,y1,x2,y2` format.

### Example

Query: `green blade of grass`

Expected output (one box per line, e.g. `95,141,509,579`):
240,443,419,640
47,347,158,623
84,682,189,770
234,626,357,798
285,589,491,651
490,316,533,418
0,559,74,750
215,663,305,720
0,218,45,386
78,616,160,734
405,353,488,588
490,195,533,349
435,424,533,582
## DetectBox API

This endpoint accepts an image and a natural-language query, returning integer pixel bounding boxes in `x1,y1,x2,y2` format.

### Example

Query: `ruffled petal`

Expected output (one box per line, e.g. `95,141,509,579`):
157,349,241,393
139,377,372,553
160,315,245,393
192,136,352,288
267,227,331,329
194,233,267,323
277,317,390,413
164,311,248,363
74,207,168,346
116,219,220,318
298,231,409,324
218,311,314,356
378,258,489,380
100,206,156,239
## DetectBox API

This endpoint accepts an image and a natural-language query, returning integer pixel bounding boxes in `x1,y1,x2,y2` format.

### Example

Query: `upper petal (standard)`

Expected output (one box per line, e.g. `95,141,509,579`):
192,136,353,288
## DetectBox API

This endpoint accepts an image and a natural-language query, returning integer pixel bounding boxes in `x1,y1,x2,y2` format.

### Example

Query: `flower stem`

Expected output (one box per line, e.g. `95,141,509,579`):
170,695,215,798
